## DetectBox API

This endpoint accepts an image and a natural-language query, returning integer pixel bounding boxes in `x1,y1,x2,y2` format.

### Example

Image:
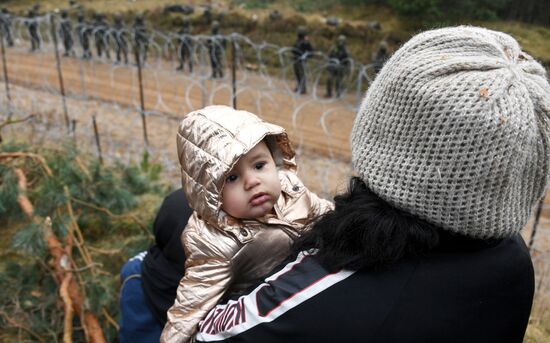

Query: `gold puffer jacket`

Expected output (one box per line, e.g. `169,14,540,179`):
161,106,333,343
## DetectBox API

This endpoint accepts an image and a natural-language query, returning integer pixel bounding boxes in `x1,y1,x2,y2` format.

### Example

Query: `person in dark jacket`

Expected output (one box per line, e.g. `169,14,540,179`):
193,26,549,343
0,8,14,47
119,189,193,343
25,8,40,52
133,15,149,64
292,26,313,94
92,13,110,59
112,14,129,64
325,34,349,98
176,18,193,72
75,14,92,59
372,40,388,74
207,20,225,78
59,10,74,57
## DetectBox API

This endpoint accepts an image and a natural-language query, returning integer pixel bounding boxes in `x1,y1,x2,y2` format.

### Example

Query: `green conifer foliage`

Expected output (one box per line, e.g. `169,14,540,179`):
0,141,167,341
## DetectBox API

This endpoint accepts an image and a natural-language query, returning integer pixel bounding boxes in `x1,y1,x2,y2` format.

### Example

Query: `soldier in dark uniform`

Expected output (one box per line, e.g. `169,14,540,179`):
269,9,282,21
93,13,110,59
75,14,92,59
133,15,149,64
59,10,74,56
202,5,212,23
176,18,193,72
0,8,14,47
372,40,389,74
112,14,128,64
292,26,313,94
325,35,350,98
25,8,41,52
207,20,225,79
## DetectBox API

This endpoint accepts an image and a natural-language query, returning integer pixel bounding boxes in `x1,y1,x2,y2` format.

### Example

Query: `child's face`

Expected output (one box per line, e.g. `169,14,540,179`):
221,141,281,219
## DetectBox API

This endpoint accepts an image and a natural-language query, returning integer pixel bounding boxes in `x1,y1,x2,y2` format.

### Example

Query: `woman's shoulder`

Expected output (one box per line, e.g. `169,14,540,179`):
413,233,533,287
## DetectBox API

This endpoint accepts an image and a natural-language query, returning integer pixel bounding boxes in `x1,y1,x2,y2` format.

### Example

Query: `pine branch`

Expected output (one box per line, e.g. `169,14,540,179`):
4,144,161,340
43,217,106,343
0,114,34,131
60,273,74,343
14,169,107,343
102,307,120,331
74,156,93,181
70,196,154,240
14,168,34,217
64,186,95,272
87,246,121,255
0,152,53,176
0,310,45,343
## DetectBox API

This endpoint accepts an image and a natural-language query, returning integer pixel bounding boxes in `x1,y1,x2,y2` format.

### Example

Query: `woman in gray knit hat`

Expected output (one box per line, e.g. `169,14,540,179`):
191,26,549,343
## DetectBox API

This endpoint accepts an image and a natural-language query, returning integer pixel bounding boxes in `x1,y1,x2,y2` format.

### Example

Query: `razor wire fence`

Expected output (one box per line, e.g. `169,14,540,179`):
0,12,368,190
0,11,548,256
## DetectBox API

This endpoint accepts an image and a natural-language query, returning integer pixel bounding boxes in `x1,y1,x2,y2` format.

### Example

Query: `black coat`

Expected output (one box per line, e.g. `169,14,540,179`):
141,189,193,325
292,37,313,63
195,232,534,343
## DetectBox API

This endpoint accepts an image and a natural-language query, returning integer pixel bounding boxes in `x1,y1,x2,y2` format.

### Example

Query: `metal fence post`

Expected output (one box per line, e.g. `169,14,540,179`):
0,26,12,121
134,42,149,148
50,14,70,131
231,34,237,109
92,115,103,165
50,14,71,133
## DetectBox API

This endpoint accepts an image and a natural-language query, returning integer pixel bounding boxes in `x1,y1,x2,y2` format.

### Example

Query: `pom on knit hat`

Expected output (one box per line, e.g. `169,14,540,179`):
351,26,550,239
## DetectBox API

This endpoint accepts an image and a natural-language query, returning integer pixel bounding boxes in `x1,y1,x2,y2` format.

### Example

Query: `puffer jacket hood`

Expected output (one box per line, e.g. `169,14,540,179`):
177,105,296,229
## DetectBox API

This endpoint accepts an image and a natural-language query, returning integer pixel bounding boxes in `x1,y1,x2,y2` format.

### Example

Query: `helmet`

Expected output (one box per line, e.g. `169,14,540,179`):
181,17,191,33
337,35,346,45
211,20,220,34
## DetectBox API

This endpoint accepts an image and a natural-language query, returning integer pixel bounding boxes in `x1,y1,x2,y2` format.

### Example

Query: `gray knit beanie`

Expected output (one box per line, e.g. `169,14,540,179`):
351,26,550,239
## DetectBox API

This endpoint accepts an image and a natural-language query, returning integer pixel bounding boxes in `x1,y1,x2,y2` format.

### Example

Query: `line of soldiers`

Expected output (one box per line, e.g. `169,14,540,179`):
175,19,388,94
2,7,389,98
292,26,352,97
174,21,384,94
70,12,149,64
291,26,388,98
175,19,226,79
6,7,149,65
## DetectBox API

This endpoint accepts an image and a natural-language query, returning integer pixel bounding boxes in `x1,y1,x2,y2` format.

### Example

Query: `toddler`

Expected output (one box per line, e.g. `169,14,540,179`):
160,105,333,342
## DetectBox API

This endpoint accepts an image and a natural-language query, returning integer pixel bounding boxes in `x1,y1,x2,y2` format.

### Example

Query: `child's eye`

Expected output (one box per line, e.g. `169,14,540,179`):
226,175,238,183
255,162,266,170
